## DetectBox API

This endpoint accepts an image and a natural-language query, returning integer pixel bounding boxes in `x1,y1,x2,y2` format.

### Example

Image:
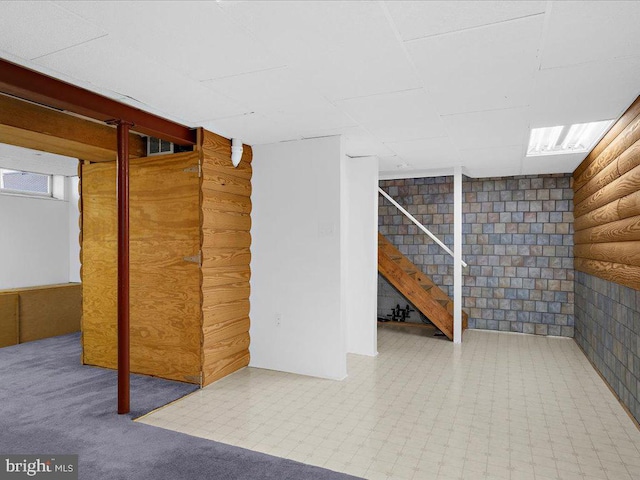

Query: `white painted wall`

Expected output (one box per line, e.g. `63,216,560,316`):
68,176,81,283
251,136,347,380
343,156,378,356
0,193,71,289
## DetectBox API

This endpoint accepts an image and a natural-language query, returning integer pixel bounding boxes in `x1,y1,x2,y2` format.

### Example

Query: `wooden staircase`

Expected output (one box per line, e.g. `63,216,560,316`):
378,233,467,340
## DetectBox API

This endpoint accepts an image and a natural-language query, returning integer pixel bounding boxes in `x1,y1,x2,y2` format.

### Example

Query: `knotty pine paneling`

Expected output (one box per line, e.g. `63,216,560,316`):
574,189,640,231
574,96,640,290
199,129,252,386
574,100,640,192
573,99,640,181
574,164,640,218
573,139,640,205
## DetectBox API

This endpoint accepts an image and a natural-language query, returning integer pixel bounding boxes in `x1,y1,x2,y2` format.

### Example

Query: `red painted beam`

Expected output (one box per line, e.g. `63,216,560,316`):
0,59,196,146
114,120,132,415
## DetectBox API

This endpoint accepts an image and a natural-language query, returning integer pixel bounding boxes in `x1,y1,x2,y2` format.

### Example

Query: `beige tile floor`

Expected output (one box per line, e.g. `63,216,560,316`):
139,325,640,480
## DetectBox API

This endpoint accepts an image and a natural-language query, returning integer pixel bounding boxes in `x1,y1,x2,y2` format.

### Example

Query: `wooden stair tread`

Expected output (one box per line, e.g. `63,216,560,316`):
378,232,466,341
407,275,434,290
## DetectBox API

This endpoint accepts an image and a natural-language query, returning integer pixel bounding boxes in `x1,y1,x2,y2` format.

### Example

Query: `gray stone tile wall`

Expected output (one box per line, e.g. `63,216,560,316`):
575,271,640,424
378,174,575,337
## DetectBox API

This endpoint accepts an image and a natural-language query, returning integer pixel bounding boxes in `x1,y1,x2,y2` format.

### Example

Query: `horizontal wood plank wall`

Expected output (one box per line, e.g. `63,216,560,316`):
199,129,252,386
573,96,640,290
82,152,202,383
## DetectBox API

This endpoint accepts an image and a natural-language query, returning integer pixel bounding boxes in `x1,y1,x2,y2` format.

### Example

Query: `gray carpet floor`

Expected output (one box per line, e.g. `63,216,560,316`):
0,333,362,480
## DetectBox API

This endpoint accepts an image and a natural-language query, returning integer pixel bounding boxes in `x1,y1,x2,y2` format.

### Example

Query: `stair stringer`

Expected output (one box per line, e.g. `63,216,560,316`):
378,233,467,340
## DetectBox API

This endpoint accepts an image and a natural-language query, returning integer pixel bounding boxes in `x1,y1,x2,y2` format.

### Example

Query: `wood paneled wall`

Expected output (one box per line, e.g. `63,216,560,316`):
0,293,19,348
0,284,81,347
573,96,640,290
81,130,252,386
199,129,252,386
82,153,202,383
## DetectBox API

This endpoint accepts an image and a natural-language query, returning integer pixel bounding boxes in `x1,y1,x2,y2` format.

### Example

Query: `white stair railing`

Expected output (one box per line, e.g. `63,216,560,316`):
378,187,468,268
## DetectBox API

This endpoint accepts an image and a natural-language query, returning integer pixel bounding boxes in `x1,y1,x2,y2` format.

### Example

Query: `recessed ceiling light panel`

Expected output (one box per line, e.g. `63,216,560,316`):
526,120,614,157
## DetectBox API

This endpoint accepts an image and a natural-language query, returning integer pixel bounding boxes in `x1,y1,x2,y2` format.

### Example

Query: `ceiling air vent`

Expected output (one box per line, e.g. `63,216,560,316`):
147,136,174,156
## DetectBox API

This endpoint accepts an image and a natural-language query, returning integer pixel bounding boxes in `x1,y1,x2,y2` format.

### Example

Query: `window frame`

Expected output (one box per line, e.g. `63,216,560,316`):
0,168,54,198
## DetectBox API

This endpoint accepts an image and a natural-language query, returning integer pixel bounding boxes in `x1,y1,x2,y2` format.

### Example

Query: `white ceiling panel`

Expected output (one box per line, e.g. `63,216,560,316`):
0,144,78,176
408,15,544,115
35,36,249,125
385,136,460,168
521,152,586,176
386,0,546,41
1,1,639,180
541,1,640,70
378,155,402,171
531,58,640,127
0,1,106,60
379,162,456,180
459,145,523,178
304,126,394,158
442,107,529,151
219,1,421,100
57,1,284,81
201,113,301,146
203,67,331,115
268,106,357,138
0,50,152,116
336,89,447,142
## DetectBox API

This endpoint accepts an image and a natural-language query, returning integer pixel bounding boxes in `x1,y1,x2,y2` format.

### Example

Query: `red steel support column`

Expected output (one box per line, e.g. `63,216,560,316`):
112,120,134,414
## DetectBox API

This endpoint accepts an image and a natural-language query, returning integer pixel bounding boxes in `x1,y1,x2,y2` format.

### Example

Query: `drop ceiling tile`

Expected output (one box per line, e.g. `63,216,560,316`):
466,163,522,178
386,0,546,40
57,1,285,81
385,136,461,170
202,113,301,146
407,15,543,115
458,145,523,178
336,89,447,142
378,163,456,180
203,67,330,115
531,57,640,127
303,126,394,158
541,1,640,69
441,107,529,151
269,106,357,138
343,138,394,159
35,36,249,125
521,152,586,176
378,155,402,171
0,1,106,60
220,1,421,100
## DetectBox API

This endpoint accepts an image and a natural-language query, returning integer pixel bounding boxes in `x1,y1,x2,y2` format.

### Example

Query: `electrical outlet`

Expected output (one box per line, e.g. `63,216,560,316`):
318,222,335,237
275,313,282,327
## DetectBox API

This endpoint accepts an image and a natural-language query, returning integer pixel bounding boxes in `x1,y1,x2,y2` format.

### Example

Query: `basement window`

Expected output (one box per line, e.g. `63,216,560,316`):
0,169,52,197
526,120,614,157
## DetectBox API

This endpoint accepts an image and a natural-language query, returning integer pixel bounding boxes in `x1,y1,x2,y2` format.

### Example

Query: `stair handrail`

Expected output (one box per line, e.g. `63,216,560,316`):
378,187,468,268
